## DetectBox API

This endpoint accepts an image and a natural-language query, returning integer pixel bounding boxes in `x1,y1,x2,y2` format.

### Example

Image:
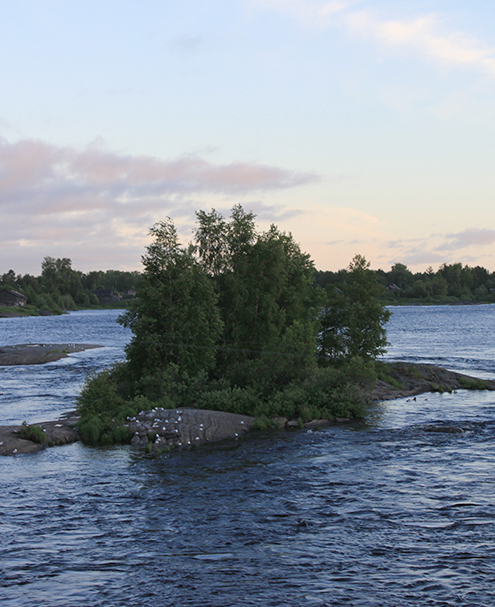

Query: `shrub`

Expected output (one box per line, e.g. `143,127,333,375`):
19,421,46,444
459,377,489,390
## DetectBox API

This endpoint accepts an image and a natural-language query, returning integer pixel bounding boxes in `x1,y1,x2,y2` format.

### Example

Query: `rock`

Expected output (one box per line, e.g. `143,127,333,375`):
126,408,255,452
422,424,464,434
0,412,80,456
270,417,288,429
0,343,102,366
304,419,330,429
286,420,300,429
370,363,495,401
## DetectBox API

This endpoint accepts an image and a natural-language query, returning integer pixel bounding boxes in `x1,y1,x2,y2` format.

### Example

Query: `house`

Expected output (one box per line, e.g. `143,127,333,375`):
91,289,122,304
0,290,28,307
122,289,137,300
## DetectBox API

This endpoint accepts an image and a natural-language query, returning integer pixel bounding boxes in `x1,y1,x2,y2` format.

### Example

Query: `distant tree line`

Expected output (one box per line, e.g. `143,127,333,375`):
315,262,495,304
0,257,141,314
3,253,494,315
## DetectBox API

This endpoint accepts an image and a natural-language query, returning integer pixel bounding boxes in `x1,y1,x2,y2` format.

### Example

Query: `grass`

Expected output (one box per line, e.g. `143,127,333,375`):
375,361,406,390
18,421,47,444
459,377,489,390
0,305,40,317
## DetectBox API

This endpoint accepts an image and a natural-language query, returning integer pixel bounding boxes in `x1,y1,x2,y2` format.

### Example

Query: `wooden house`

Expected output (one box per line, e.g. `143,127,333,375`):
0,290,28,307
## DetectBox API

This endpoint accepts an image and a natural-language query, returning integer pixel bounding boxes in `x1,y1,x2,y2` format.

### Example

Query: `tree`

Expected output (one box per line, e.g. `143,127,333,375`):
119,219,223,382
41,256,83,305
318,254,391,363
194,205,320,385
388,262,414,292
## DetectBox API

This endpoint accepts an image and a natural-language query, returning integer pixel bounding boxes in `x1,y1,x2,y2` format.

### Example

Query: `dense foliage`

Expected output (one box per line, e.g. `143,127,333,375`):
315,261,495,304
0,259,140,314
318,255,391,363
77,206,387,445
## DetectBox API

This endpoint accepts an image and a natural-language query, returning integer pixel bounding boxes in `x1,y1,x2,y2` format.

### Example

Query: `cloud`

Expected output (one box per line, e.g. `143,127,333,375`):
380,228,495,271
437,228,495,251
347,11,495,77
251,1,495,78
0,137,316,210
391,250,445,268
0,137,316,272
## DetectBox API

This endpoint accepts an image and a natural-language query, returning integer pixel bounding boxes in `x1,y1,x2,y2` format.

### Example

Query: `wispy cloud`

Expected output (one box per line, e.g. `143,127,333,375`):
251,1,495,78
437,228,495,251
0,137,316,271
347,11,495,77
382,227,495,270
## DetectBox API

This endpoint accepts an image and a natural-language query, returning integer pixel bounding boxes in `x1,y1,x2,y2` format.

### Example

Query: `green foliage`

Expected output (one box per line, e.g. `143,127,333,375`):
19,421,46,444
41,256,84,304
429,383,452,394
459,377,489,390
0,304,40,317
318,255,391,363
194,206,320,382
375,361,406,390
76,367,138,445
119,219,223,381
315,261,495,304
76,209,386,446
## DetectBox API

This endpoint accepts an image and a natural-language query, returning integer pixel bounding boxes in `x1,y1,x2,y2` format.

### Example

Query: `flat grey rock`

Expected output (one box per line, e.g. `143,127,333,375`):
0,343,102,366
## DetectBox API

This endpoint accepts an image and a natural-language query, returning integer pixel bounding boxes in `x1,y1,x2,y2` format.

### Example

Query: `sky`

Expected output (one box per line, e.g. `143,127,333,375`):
2,0,495,275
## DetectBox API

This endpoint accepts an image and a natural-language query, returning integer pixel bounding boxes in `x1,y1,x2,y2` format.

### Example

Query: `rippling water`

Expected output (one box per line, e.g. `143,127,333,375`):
0,310,130,425
1,306,495,606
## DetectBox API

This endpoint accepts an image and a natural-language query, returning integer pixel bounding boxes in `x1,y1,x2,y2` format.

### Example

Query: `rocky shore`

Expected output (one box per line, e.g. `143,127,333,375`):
2,362,494,456
0,411,80,456
0,343,102,366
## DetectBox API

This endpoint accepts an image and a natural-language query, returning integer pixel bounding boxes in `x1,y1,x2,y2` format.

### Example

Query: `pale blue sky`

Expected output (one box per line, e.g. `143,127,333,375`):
2,0,495,273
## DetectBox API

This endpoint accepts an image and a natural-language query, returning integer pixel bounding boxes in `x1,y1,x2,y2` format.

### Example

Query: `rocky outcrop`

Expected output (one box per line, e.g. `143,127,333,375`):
127,407,255,454
0,411,80,456
370,362,495,401
0,343,102,366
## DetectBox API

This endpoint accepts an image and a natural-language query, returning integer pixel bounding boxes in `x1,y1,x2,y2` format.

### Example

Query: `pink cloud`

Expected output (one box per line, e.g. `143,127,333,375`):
0,138,316,211
438,228,495,250
0,137,316,273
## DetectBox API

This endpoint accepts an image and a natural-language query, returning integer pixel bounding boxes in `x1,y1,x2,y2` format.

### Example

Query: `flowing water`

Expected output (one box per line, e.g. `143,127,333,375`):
1,306,495,606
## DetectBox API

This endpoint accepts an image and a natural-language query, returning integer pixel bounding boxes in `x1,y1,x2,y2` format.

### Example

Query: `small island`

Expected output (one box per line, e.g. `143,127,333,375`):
1,361,493,456
4,207,494,457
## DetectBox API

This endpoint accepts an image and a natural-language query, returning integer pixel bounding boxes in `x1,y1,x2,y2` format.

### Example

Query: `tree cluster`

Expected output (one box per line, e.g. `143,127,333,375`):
316,261,495,303
77,206,388,445
0,259,141,314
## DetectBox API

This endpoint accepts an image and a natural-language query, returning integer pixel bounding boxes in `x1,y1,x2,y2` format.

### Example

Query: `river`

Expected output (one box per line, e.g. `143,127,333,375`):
1,306,494,606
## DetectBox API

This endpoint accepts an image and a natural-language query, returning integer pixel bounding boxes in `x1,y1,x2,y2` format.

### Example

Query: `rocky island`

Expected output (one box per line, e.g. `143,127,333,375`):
1,360,494,457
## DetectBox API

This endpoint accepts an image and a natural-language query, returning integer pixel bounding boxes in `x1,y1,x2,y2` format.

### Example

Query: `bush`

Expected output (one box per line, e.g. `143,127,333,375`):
76,366,141,445
19,421,46,444
459,377,489,390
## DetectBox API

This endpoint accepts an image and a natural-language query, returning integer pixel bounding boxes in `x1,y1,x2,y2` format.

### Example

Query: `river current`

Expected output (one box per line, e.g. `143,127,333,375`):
1,306,495,606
